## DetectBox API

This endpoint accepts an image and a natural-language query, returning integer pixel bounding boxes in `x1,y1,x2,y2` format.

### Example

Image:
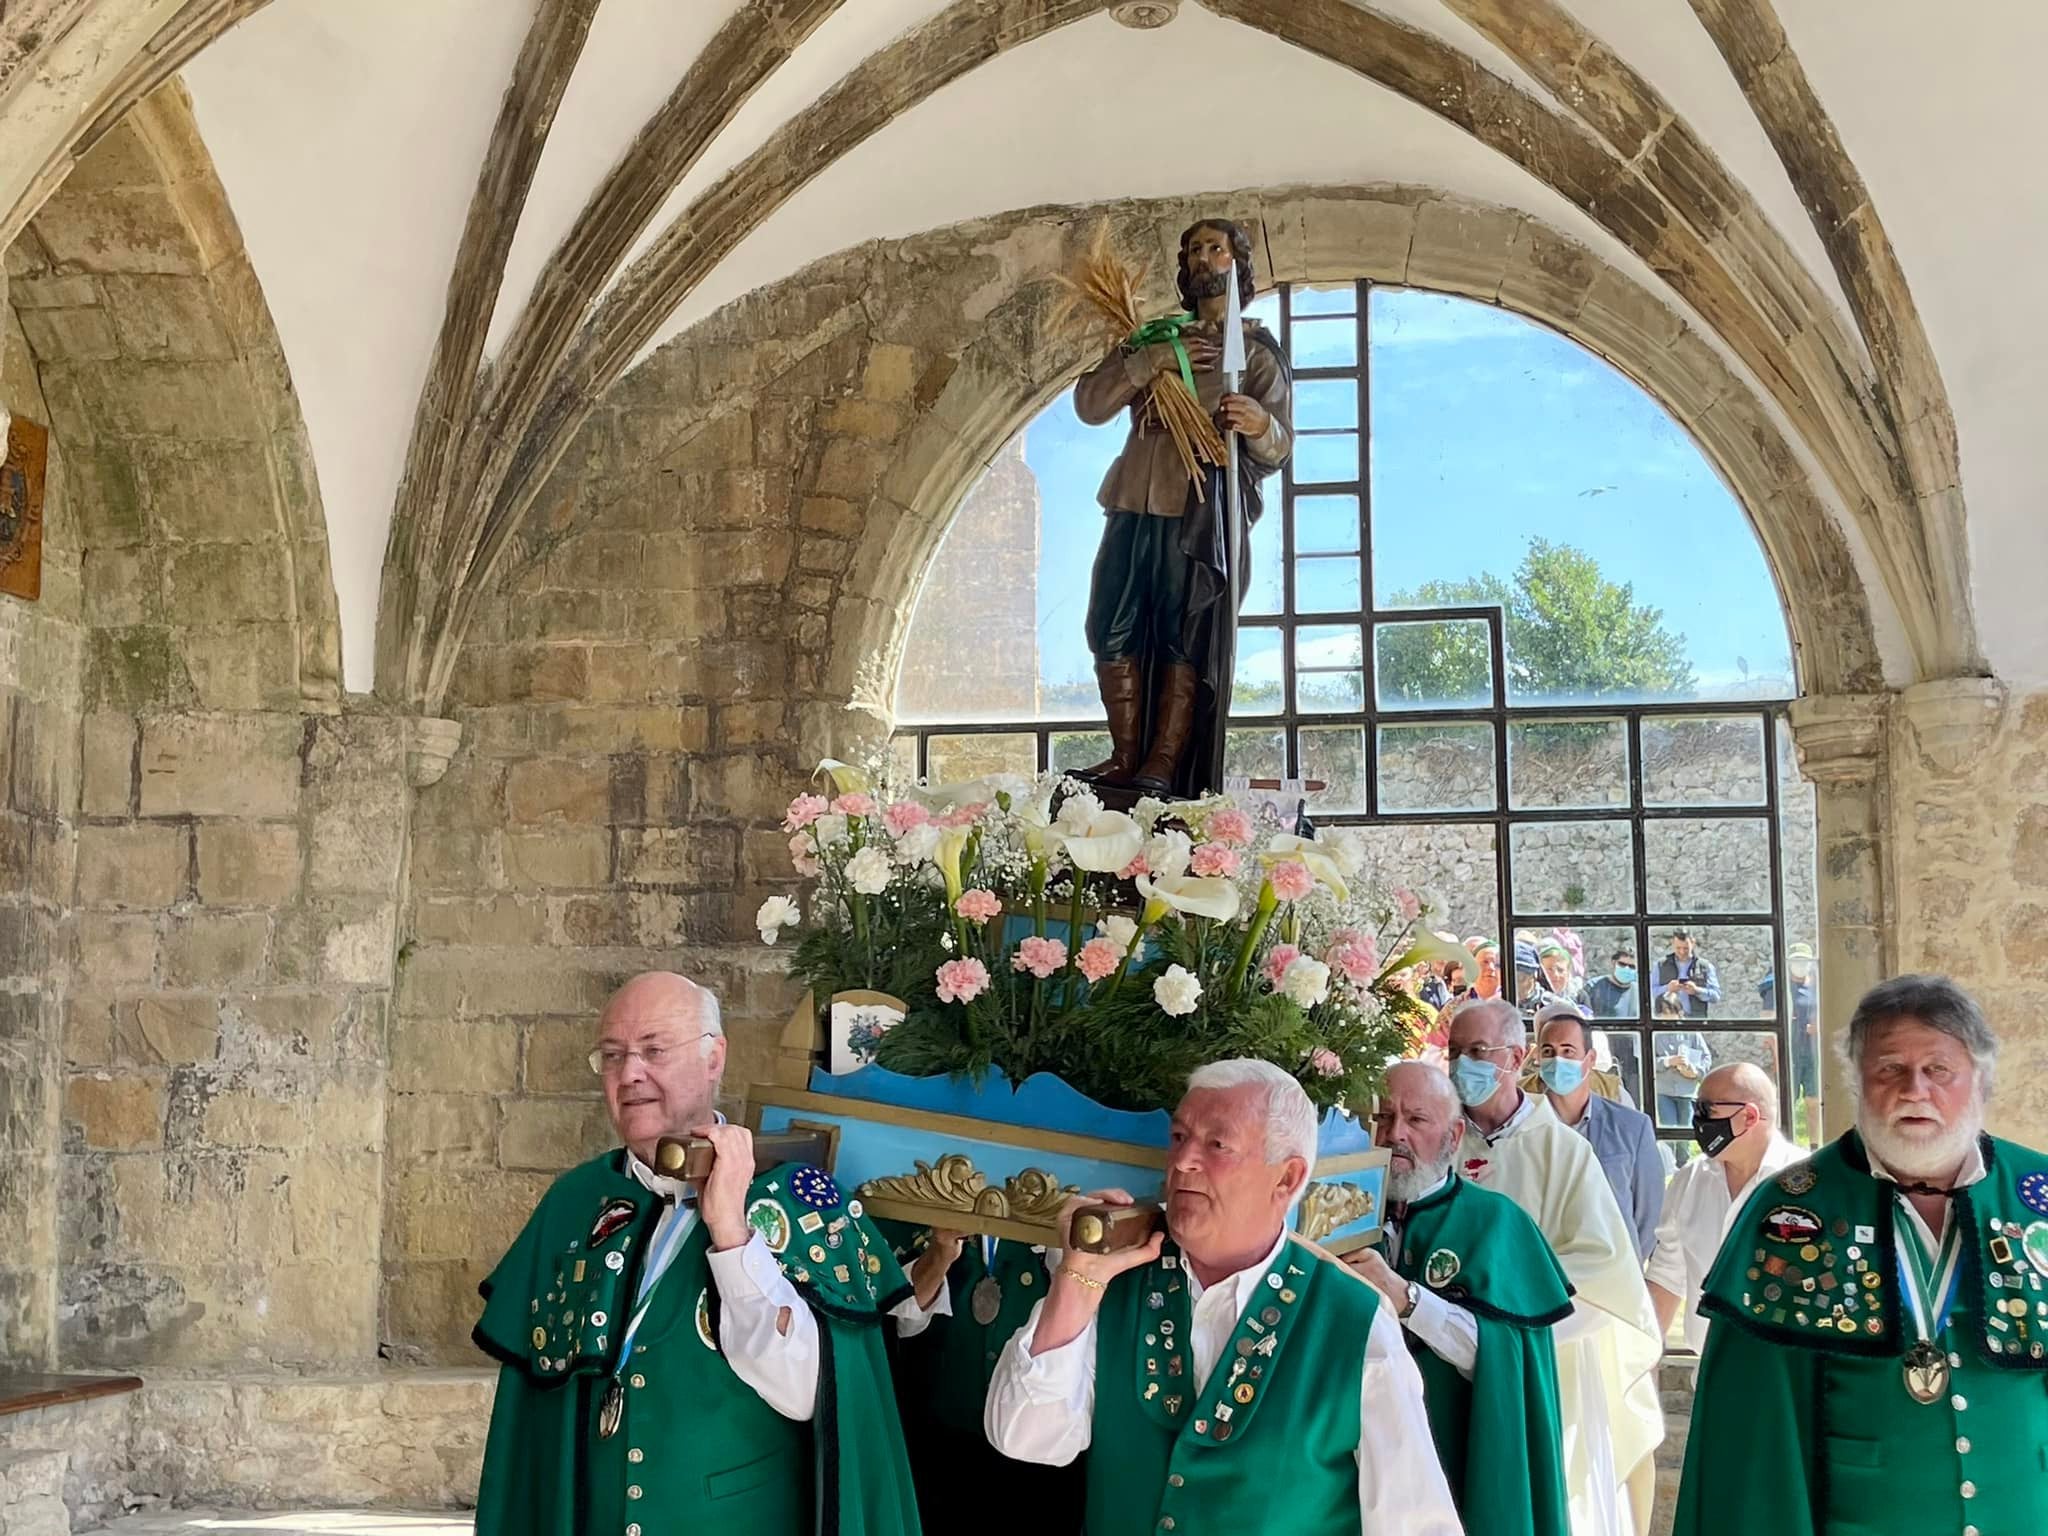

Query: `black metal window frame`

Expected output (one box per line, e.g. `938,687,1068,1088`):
895,279,1803,1141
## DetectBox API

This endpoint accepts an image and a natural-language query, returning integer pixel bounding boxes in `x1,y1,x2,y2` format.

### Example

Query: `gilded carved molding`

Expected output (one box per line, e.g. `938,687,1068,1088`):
1299,1180,1375,1243
857,1155,1078,1243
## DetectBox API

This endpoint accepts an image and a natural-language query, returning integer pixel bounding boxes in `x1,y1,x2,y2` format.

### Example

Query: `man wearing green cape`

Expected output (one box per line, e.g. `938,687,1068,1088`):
1675,974,2048,1536
1350,1061,1573,1536
472,972,929,1536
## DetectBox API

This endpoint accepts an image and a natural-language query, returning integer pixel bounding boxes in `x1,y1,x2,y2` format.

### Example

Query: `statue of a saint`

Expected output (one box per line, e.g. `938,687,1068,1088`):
1072,219,1293,797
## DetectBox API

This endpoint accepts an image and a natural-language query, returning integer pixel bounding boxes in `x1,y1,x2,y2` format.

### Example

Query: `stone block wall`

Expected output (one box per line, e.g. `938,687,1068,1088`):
0,273,86,1371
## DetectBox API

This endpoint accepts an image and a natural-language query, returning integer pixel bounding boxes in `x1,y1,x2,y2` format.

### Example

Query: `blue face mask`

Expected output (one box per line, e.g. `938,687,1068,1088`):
1613,965,1637,985
1539,1057,1587,1095
1451,1056,1503,1107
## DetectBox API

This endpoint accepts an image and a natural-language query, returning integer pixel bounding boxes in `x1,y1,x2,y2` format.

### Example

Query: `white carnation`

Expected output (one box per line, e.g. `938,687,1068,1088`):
893,823,941,865
1131,795,1169,832
1143,830,1193,881
813,812,850,847
1101,914,1139,955
1281,956,1332,1008
845,845,892,896
1153,964,1203,1017
755,895,800,945
1055,788,1104,836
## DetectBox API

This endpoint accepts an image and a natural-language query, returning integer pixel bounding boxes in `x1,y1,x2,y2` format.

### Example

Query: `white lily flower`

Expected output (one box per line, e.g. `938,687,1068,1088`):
1064,810,1144,873
1135,873,1242,923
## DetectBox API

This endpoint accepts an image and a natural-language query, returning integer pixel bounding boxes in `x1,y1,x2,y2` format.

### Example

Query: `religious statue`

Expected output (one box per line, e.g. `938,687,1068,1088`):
1071,218,1293,798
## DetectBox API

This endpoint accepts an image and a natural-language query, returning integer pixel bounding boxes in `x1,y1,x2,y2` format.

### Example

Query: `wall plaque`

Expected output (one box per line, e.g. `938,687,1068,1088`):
0,413,47,602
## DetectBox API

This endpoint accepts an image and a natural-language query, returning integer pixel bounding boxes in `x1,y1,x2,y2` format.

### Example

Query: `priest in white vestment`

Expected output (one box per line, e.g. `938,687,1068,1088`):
1447,999,1664,1536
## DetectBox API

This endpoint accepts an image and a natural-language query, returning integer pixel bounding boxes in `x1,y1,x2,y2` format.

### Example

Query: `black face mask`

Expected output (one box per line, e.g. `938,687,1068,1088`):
1692,1104,1747,1159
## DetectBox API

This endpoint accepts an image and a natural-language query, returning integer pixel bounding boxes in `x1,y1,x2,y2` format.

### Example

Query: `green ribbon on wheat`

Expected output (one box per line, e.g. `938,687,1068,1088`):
1126,315,1201,400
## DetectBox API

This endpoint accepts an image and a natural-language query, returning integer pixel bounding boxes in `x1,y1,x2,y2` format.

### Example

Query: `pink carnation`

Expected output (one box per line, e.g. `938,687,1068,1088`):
832,792,877,818
1268,860,1315,902
883,800,931,836
1190,843,1241,878
1206,807,1254,847
783,794,829,831
789,831,821,878
1077,937,1123,983
956,889,1002,924
1117,855,1149,880
1310,1047,1344,1078
1326,928,1380,986
1393,887,1422,923
935,957,991,1004
939,802,987,828
1011,936,1068,979
1263,943,1303,987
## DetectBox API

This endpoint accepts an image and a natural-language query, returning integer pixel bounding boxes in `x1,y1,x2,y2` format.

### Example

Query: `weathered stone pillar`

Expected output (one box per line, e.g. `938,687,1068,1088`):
1787,693,1891,1138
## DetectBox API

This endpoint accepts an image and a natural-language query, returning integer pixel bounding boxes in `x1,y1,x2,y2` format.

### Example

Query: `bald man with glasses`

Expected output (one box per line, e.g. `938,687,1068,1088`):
473,971,947,1536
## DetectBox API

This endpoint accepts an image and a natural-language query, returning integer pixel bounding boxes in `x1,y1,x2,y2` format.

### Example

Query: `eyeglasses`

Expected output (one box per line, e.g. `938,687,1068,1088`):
588,1033,715,1077
1446,1041,1518,1063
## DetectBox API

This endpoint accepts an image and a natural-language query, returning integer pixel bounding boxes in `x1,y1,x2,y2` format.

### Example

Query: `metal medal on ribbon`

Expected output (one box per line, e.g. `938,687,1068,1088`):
597,1378,625,1439
1902,1340,1948,1405
971,1274,1003,1326
1892,1193,1962,1406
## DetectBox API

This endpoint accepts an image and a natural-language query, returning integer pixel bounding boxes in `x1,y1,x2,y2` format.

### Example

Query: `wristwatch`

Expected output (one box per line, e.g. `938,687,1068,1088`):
1398,1280,1420,1320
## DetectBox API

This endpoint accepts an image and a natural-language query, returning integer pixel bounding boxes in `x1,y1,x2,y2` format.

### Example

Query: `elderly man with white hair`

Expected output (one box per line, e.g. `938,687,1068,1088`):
474,971,936,1536
1448,998,1664,1536
984,1058,1461,1534
1350,1061,1572,1534
1673,974,2048,1536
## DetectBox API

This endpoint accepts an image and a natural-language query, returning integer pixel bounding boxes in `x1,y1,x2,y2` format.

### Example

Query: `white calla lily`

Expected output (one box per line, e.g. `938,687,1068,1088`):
812,759,871,797
1384,925,1474,977
1134,873,1242,923
1261,833,1351,902
1063,810,1144,873
933,826,972,902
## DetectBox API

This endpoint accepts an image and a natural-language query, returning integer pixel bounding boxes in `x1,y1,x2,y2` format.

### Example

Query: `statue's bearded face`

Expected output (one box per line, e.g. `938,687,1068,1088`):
1182,224,1237,301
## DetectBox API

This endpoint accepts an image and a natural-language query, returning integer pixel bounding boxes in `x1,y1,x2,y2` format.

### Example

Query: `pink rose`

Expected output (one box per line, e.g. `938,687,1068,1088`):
935,957,991,1004
783,794,830,832
956,889,1002,924
1268,860,1314,902
1263,943,1303,987
1393,887,1422,923
1117,855,1149,880
1189,843,1241,878
1206,808,1253,847
939,803,987,828
789,831,821,878
832,792,877,818
1011,936,1068,979
1077,937,1123,983
1310,1047,1344,1077
883,800,931,836
1325,928,1379,986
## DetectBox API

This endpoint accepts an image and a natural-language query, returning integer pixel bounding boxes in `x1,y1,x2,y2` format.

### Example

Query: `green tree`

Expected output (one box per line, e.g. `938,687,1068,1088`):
1379,539,1695,705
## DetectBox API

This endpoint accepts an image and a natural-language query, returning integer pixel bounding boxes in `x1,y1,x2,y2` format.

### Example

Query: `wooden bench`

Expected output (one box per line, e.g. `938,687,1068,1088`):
0,1374,142,1420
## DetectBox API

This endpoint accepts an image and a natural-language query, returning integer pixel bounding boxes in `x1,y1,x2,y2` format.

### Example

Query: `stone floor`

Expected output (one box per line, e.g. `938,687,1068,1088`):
92,1516,472,1536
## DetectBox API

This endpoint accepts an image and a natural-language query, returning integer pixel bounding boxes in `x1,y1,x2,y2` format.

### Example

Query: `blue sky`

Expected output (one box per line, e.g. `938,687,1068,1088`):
925,285,1795,709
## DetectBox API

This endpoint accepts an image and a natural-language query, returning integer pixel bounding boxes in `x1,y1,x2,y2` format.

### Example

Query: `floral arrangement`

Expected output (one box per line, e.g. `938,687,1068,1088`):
757,766,1464,1117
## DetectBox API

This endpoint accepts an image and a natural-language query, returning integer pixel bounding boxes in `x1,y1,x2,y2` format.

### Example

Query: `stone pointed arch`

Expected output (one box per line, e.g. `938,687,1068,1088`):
10,81,342,708
830,188,1881,762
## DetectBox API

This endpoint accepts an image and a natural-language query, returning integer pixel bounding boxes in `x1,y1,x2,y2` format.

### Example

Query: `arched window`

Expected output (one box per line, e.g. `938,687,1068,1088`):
894,283,1822,1152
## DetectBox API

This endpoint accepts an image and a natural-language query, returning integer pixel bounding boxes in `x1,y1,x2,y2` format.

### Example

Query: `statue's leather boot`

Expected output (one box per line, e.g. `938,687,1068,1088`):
1077,658,1145,783
1129,662,1199,794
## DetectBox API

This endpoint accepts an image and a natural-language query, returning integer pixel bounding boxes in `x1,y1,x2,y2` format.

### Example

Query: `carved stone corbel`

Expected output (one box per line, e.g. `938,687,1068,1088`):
1110,1,1181,27
1898,677,2008,777
405,716,464,788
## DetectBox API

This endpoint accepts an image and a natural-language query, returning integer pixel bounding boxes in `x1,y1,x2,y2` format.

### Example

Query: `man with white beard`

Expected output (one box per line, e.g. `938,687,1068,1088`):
1449,999,1664,1536
1349,1062,1573,1534
1673,974,2048,1536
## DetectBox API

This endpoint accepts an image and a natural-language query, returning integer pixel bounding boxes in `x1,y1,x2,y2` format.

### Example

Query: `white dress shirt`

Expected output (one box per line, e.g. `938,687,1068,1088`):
1385,1173,1481,1377
1865,1138,1987,1250
1643,1132,1803,1354
623,1151,943,1422
983,1228,1464,1534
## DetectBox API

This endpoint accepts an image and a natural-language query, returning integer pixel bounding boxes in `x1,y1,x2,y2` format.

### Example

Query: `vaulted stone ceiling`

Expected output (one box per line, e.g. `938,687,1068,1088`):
5,0,2040,701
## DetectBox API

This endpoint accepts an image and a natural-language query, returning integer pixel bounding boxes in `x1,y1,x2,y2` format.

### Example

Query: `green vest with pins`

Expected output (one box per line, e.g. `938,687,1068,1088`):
1085,1233,1378,1536
1674,1130,2048,1536
474,1151,921,1536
